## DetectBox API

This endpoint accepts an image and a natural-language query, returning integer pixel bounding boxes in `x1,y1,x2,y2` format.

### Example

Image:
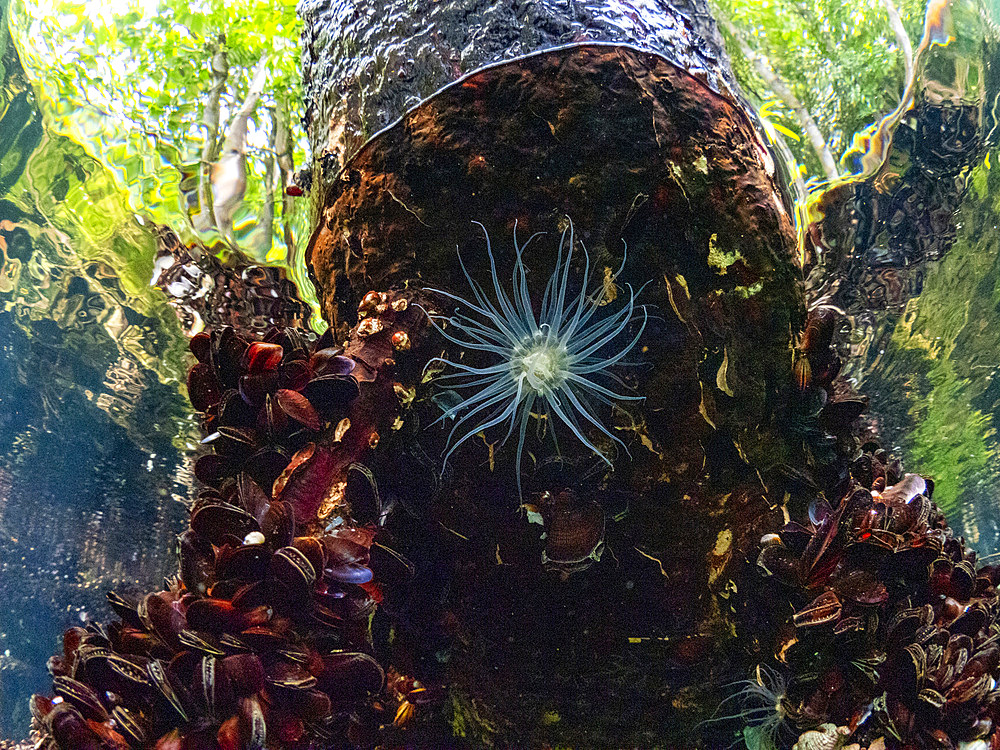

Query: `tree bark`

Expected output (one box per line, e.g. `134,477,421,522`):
300,2,809,746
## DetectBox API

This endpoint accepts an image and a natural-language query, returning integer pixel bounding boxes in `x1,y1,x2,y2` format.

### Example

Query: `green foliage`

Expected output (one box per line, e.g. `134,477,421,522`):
861,157,1000,531
711,0,926,183
8,0,310,272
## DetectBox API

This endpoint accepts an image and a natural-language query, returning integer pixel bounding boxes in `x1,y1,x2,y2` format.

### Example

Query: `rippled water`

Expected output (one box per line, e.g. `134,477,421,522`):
2,0,1000,743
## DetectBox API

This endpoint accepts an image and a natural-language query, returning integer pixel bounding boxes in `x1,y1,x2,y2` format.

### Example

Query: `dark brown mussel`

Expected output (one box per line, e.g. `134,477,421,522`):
30,694,54,725
792,590,842,628
236,472,271,524
275,388,321,431
147,658,190,723
188,363,222,413
139,593,187,652
52,676,108,723
541,494,605,570
180,529,216,597
292,536,326,574
268,546,318,606
194,453,234,489
105,591,142,629
261,500,295,548
221,653,266,698
246,448,291,498
108,624,164,659
191,502,259,546
189,331,212,364
267,659,318,692
316,652,385,706
951,604,989,638
185,598,246,634
110,706,150,748
301,376,359,421
192,655,237,720
46,703,101,750
241,695,267,750
215,542,270,582
178,629,226,657
238,625,287,652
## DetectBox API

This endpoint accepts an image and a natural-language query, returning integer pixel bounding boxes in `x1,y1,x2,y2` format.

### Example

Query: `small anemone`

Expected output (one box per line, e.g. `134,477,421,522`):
423,219,647,493
699,664,793,750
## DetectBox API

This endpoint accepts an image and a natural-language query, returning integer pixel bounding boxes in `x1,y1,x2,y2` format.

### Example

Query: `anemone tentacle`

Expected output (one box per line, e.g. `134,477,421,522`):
424,219,647,494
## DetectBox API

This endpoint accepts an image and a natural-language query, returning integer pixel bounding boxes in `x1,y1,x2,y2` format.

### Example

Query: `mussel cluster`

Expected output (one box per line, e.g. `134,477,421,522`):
750,443,1000,749
186,326,360,495
28,324,417,749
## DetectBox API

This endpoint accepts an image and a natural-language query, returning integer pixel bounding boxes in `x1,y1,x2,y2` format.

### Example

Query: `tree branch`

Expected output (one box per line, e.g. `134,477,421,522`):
720,18,840,182
194,36,228,232
882,0,914,82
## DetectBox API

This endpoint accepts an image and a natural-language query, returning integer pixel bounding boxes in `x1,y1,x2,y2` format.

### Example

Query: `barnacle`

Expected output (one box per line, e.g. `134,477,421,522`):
425,220,647,493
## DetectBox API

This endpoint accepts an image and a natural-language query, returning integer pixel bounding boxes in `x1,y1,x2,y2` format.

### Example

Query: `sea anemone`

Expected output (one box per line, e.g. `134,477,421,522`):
425,220,646,492
700,665,793,750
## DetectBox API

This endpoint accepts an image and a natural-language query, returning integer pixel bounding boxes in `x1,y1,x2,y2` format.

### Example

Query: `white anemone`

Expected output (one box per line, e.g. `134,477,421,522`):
424,220,647,493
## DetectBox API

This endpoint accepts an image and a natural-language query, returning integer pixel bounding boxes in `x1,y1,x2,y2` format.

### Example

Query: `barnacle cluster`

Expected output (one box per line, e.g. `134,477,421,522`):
425,221,646,491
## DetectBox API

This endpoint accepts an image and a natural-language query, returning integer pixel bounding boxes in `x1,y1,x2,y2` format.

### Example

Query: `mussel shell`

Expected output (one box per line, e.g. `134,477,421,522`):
241,696,267,750
279,359,312,391
321,536,370,568
756,544,800,585
292,537,326,574
215,543,270,583
47,703,101,750
246,448,291,498
245,341,284,374
29,694,54,725
190,332,212,363
109,706,149,748
239,625,287,652
193,655,237,720
109,626,164,659
139,593,187,652
326,564,374,585
185,598,245,634
188,363,222,413
262,501,295,548
951,604,989,637
276,388,321,431
221,654,266,698
178,629,226,657
316,652,385,704
792,590,842,628
269,546,317,603
301,377,360,421
266,660,318,692
951,560,977,601
105,653,152,692
147,658,189,723
237,472,271,525
543,497,605,566
191,503,260,547
212,327,250,389
105,592,143,629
